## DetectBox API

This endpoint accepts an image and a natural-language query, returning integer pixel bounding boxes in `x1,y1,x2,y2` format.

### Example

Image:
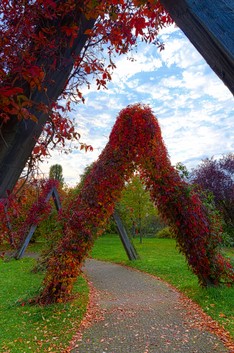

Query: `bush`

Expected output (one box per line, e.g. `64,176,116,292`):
222,224,234,247
156,226,174,239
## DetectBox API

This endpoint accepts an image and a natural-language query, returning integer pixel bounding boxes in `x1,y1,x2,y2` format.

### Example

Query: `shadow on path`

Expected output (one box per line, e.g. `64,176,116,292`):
70,259,232,353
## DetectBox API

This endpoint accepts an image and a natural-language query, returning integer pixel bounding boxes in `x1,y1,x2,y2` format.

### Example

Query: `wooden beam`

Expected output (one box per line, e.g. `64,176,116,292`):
113,211,139,261
161,0,234,94
15,224,38,260
52,187,62,211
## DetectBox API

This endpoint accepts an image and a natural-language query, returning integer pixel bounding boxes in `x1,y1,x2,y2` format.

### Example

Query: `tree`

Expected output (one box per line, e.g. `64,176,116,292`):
118,174,162,242
175,162,190,181
49,164,64,186
0,1,171,199
190,154,234,227
1,0,233,200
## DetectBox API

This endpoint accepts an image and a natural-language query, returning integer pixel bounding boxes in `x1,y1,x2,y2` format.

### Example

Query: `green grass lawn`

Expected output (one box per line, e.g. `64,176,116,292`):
0,234,233,351
0,257,89,353
91,233,234,338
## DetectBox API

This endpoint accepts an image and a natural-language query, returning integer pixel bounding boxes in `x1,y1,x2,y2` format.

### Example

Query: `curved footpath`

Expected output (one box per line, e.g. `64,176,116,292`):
69,259,233,353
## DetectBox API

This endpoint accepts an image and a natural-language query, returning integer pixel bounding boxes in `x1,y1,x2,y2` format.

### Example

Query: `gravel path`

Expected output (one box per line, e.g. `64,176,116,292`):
70,259,232,353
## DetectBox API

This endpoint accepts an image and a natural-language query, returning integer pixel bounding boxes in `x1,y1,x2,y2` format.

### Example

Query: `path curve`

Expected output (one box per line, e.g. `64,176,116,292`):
70,259,232,353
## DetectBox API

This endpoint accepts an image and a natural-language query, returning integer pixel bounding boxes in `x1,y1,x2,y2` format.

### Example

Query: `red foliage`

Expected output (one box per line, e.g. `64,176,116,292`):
38,104,234,304
0,0,172,168
191,154,234,226
13,179,60,247
0,179,60,248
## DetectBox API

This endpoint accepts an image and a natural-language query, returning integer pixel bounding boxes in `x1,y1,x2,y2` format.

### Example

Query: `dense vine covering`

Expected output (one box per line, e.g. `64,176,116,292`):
39,104,234,304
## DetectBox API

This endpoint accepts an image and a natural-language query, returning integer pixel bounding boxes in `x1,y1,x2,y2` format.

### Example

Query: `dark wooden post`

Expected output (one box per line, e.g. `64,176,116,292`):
52,187,62,212
113,211,139,261
161,0,234,94
15,224,38,260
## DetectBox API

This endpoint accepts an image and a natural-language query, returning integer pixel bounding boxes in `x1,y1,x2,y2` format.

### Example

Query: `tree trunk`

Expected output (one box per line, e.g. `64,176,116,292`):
0,13,95,199
161,0,234,94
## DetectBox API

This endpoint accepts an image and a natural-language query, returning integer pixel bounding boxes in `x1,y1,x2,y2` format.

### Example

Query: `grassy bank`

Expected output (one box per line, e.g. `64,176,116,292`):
91,234,234,338
0,257,89,353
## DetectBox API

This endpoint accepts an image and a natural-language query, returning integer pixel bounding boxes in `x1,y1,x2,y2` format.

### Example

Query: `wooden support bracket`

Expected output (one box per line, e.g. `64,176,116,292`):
113,211,139,261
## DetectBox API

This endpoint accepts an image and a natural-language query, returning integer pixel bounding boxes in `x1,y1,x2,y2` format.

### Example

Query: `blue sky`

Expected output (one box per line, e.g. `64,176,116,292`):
40,26,234,186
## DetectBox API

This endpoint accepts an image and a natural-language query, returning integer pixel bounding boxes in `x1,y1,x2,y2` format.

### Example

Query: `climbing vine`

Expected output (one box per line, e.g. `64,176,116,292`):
38,104,234,304
0,179,60,248
0,0,172,170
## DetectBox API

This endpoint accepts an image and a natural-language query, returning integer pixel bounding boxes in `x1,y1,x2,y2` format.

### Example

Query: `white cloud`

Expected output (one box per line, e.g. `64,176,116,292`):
159,36,201,69
39,27,234,185
111,45,163,85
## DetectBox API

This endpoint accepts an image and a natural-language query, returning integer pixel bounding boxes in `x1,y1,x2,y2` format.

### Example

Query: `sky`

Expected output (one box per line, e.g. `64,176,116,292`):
39,25,234,186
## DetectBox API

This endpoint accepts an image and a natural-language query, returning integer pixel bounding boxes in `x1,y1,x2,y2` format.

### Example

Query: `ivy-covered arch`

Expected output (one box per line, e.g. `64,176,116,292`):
39,104,233,304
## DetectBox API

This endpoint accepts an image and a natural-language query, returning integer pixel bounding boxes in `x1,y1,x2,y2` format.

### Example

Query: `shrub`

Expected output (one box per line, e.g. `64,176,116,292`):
156,226,174,239
222,224,234,247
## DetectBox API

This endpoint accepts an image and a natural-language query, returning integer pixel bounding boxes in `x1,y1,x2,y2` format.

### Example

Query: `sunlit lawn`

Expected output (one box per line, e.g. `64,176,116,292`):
91,233,234,338
0,257,89,353
0,234,233,352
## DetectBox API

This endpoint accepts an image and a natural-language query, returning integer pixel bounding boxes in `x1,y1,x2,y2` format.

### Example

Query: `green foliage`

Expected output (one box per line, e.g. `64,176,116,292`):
117,174,164,240
222,224,234,247
0,258,88,353
156,226,174,238
33,210,64,272
194,188,232,248
103,217,118,234
49,164,64,185
175,162,190,181
74,163,95,195
91,234,234,338
34,208,59,237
